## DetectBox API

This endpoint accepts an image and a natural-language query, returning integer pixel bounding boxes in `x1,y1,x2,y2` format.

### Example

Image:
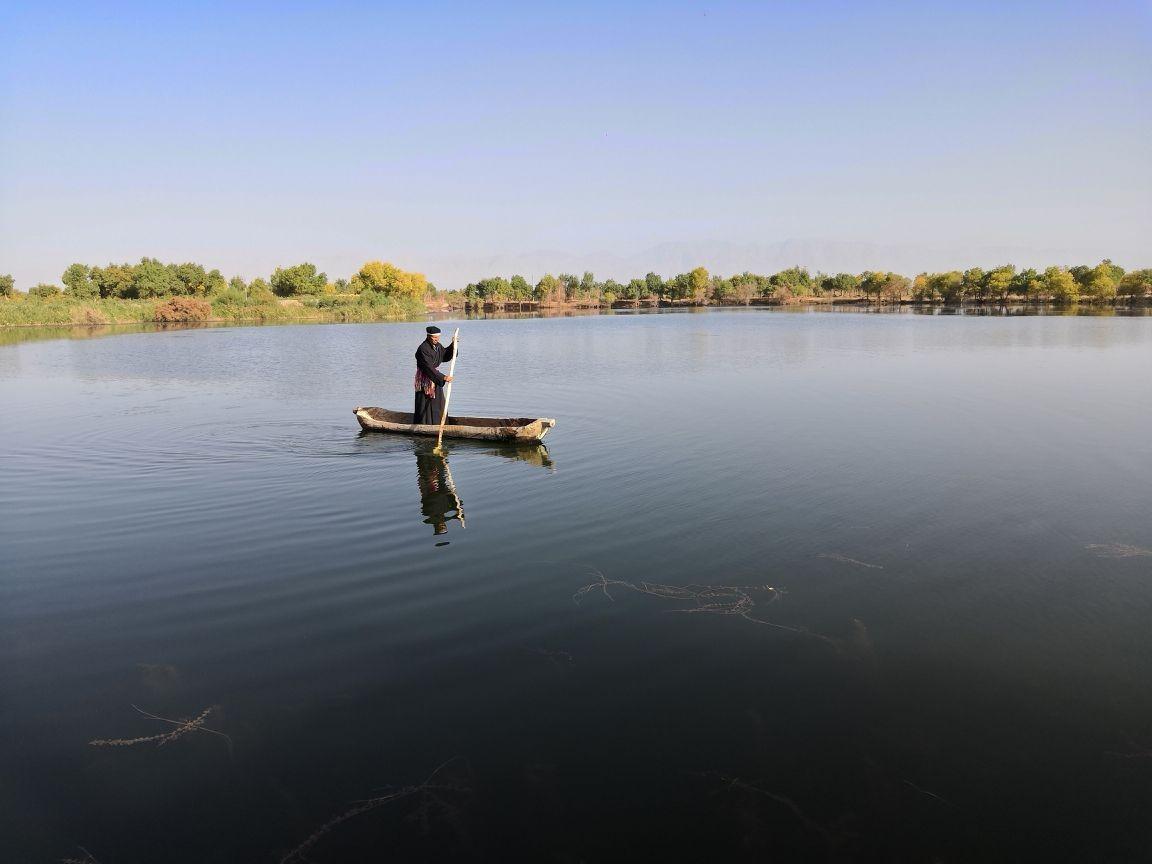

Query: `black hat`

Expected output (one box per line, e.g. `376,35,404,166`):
426,325,441,334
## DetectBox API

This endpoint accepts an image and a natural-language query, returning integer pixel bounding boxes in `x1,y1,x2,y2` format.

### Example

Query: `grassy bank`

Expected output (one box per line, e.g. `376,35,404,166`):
0,293,427,327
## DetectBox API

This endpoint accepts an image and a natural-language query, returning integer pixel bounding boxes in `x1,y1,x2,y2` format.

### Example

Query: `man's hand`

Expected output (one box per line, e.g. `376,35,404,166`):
444,375,454,383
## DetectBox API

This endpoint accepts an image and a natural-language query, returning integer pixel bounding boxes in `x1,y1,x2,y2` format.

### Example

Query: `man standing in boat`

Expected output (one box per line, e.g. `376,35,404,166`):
414,325,455,425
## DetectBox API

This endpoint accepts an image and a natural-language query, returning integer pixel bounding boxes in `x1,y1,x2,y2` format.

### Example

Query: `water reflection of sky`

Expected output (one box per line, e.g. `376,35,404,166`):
1,308,1151,862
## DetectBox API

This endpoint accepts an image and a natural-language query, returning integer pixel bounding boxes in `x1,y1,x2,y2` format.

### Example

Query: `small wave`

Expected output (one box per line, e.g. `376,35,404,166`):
1085,543,1152,559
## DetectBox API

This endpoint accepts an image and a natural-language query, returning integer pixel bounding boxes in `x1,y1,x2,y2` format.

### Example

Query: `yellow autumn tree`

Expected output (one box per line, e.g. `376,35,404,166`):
688,266,710,301
354,261,428,299
1043,266,1079,305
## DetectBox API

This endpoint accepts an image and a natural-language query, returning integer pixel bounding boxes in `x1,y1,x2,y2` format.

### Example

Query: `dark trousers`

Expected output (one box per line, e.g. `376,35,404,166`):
414,387,445,425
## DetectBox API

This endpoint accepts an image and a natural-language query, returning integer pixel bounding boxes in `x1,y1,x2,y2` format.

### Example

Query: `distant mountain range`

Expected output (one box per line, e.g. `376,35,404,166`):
421,239,1130,291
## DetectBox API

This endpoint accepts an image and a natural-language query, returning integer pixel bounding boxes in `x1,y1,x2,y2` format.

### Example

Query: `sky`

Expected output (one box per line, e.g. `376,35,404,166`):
1,0,1149,290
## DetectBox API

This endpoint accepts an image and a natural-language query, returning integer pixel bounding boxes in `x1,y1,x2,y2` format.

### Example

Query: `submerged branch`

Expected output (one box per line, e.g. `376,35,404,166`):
89,705,231,752
279,757,469,864
573,567,832,643
703,771,835,842
817,552,884,570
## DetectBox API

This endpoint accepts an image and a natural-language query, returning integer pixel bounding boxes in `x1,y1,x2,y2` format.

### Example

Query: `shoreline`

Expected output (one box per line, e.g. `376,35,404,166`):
0,313,424,330
0,295,427,329
2,300,1149,338
466,296,1150,312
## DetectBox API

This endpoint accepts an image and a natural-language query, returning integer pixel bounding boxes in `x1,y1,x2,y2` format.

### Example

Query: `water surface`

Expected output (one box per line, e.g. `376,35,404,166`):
3,309,1152,862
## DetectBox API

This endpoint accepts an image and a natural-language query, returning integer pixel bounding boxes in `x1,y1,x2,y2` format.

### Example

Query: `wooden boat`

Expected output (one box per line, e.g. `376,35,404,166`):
354,407,556,443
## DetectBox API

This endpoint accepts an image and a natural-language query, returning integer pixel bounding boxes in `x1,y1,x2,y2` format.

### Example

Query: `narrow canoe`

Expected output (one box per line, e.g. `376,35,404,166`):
354,407,556,443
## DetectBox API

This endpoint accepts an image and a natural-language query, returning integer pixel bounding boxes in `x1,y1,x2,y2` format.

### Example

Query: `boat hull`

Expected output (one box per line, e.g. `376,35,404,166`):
354,407,556,443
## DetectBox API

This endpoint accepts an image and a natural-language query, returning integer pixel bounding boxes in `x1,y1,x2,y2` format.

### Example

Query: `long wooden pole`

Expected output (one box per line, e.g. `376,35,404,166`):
434,327,460,452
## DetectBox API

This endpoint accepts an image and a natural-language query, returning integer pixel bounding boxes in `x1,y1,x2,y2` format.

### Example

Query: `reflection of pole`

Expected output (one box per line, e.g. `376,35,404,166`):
440,456,465,529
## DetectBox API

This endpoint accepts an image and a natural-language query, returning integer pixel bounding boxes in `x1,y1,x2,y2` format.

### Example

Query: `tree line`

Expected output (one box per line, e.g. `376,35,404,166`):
3,258,1150,307
461,260,1152,305
0,259,432,301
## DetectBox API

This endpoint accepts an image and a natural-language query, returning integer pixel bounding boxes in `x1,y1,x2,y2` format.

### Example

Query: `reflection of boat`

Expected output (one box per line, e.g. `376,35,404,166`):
476,443,554,470
416,452,464,535
355,407,556,442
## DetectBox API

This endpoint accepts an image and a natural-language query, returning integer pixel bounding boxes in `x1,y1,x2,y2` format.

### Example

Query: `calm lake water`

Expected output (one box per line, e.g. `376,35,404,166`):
3,308,1152,863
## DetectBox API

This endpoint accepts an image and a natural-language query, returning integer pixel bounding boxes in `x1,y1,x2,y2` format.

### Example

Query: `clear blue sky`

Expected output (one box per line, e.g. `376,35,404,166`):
1,1,1149,289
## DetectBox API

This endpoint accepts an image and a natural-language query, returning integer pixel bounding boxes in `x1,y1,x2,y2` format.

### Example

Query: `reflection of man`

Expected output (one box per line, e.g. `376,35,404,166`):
413,326,455,425
416,453,462,535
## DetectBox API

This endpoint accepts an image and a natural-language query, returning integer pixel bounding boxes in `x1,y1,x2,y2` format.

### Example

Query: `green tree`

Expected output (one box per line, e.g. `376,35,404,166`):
1044,266,1078,304
688,266,710,302
856,271,908,303
535,274,561,302
62,263,97,299
961,267,986,301
644,272,664,298
664,272,689,301
858,271,887,302
91,264,135,298
726,276,760,305
770,266,812,298
132,258,181,298
1012,268,1044,299
708,275,732,302
30,283,62,298
579,271,596,299
1081,260,1119,301
228,276,248,296
272,262,328,297
1069,265,1092,289
0,274,14,297
819,272,858,297
1101,259,1125,283
727,272,768,297
559,273,580,301
468,276,512,301
509,275,532,299
206,268,227,295
983,264,1016,303
927,271,964,304
1118,269,1152,299
601,279,623,304
172,262,210,295
489,277,513,300
911,273,936,301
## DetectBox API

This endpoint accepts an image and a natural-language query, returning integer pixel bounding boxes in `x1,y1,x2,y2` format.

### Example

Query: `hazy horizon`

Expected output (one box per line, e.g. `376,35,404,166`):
2,1,1149,291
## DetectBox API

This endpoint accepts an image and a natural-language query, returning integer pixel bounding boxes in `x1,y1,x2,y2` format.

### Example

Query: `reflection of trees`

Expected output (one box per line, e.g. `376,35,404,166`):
416,453,464,535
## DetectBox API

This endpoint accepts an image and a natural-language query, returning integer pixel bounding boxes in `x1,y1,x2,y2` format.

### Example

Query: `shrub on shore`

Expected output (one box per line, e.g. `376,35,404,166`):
154,297,212,323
